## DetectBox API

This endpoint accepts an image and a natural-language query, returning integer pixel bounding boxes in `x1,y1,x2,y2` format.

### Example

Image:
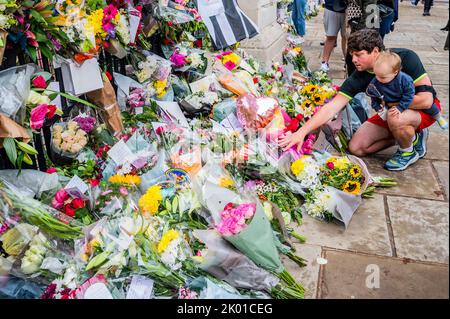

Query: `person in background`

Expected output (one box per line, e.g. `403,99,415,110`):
320,0,348,72
413,0,434,16
292,0,307,37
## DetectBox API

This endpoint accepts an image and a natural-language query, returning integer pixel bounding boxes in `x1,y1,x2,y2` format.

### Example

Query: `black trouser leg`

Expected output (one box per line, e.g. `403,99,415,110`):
424,0,432,12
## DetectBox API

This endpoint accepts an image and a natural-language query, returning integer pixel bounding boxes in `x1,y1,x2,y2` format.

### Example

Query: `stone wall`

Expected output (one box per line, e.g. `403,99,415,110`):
238,0,287,65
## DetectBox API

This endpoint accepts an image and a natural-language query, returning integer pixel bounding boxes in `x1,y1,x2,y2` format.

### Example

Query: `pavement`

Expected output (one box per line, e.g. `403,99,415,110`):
285,1,449,299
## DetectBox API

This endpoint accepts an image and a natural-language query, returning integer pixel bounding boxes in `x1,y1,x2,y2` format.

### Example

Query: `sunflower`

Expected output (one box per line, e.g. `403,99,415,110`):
301,99,314,110
312,93,326,105
343,180,361,195
301,84,319,96
350,165,362,178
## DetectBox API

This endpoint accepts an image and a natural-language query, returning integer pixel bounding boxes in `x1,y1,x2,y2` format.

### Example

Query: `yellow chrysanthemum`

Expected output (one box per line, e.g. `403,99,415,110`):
350,166,362,178
139,185,163,215
157,229,179,253
343,180,361,195
108,174,141,186
291,156,308,176
293,47,302,54
219,177,234,188
87,9,107,38
222,53,240,65
154,80,168,98
335,157,350,170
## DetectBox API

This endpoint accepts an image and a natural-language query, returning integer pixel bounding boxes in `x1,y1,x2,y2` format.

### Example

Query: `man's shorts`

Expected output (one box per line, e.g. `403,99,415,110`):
367,98,442,132
324,8,347,37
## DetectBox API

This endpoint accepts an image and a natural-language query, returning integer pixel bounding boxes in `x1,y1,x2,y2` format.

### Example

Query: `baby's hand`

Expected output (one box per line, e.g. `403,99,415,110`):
388,107,400,119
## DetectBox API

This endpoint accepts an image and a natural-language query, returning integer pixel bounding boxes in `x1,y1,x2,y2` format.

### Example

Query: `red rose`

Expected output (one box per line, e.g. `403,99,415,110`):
89,179,100,187
32,75,47,89
295,114,304,121
326,162,335,170
46,168,57,174
47,105,57,119
63,205,76,217
253,78,259,84
194,39,203,48
168,21,173,27
71,198,85,209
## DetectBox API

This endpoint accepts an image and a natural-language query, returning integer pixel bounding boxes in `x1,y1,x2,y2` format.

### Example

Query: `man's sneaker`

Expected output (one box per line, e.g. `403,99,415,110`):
384,150,420,171
413,128,429,159
320,62,329,72
437,117,449,130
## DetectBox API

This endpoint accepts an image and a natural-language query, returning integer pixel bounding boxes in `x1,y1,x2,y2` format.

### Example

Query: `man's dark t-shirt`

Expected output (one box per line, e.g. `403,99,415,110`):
339,48,428,100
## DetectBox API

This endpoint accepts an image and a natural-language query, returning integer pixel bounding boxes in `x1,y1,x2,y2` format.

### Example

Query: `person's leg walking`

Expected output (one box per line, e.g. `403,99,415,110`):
293,0,307,36
423,0,432,15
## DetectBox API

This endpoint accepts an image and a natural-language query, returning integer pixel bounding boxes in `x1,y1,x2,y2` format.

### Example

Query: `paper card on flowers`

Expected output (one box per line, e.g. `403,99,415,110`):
211,119,230,134
189,74,220,94
126,275,154,299
65,175,89,196
220,113,243,132
156,101,189,128
108,140,136,166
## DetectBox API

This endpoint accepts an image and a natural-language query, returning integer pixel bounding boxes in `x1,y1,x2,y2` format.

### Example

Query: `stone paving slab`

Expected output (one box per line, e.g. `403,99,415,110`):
293,195,392,257
282,244,322,299
388,196,449,264
319,250,449,299
363,157,445,201
432,161,449,199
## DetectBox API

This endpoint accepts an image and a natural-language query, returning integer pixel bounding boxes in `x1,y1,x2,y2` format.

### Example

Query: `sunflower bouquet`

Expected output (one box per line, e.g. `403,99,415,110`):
319,156,366,196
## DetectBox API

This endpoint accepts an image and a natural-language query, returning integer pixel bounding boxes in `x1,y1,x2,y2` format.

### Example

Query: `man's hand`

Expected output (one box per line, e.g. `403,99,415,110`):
388,106,400,119
279,130,306,152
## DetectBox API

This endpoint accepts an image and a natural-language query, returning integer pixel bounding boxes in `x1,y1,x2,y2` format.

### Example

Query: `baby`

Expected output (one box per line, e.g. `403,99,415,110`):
369,51,448,129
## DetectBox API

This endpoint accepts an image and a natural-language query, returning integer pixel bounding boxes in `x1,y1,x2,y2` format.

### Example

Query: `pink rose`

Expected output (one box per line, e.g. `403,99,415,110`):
30,104,49,130
32,75,47,89
170,51,188,68
47,168,58,174
54,189,70,203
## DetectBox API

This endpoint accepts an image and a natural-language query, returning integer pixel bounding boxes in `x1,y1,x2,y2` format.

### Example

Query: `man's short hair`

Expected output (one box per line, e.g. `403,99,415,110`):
348,29,385,54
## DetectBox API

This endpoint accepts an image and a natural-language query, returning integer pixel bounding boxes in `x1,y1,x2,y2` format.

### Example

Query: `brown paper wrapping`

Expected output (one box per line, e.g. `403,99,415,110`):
86,76,124,134
0,29,8,66
0,114,32,148
106,39,127,59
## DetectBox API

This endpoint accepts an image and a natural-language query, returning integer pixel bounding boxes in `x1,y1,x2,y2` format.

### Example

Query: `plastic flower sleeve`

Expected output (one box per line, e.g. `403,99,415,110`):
224,200,284,273
187,277,250,299
0,170,62,200
0,64,37,125
193,230,280,292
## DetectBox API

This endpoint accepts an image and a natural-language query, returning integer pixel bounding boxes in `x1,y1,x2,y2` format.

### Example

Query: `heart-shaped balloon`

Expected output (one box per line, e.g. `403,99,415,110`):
236,94,279,131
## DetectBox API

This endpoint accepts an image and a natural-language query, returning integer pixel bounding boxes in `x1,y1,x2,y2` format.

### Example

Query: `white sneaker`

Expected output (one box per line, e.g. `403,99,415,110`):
320,62,329,72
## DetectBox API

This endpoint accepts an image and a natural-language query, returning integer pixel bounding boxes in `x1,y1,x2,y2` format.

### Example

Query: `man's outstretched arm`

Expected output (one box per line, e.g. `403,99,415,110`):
279,93,350,152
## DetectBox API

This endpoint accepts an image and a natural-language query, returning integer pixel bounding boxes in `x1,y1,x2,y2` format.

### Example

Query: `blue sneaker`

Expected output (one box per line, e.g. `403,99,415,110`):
384,150,420,171
413,128,429,159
